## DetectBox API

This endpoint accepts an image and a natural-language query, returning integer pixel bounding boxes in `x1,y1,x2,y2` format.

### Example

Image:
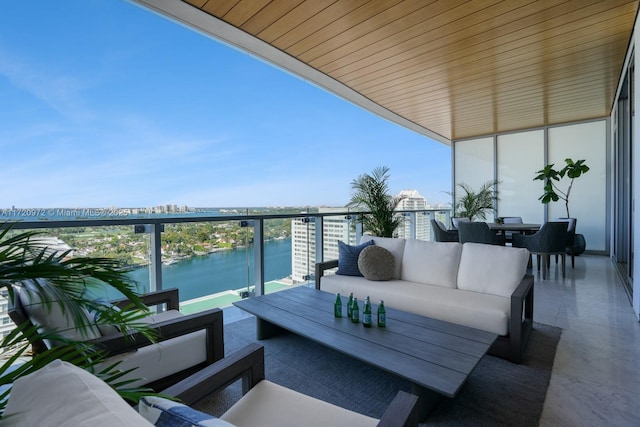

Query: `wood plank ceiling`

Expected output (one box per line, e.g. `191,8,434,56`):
179,0,638,142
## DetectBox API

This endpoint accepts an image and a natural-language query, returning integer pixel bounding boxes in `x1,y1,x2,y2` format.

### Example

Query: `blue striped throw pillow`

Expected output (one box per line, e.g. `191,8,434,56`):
336,240,374,276
139,396,235,427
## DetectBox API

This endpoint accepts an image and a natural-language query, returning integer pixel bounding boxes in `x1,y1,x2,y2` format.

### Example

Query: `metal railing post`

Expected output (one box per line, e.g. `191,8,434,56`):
240,219,265,296
150,224,163,292
315,216,323,265
254,219,264,296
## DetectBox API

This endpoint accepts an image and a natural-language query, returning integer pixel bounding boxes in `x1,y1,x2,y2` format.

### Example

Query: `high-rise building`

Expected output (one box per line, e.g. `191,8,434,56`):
291,208,358,283
396,190,431,240
291,193,435,283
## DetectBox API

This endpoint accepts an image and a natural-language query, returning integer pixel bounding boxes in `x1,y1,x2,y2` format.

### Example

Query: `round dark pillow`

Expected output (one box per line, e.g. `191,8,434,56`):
357,245,395,281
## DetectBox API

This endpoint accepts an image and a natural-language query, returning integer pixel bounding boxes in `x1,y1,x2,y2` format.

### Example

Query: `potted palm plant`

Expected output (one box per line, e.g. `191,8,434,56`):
0,222,156,416
347,166,406,237
451,180,499,221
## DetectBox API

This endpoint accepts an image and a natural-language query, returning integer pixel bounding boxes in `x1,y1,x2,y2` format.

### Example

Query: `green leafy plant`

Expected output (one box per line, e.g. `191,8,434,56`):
534,158,589,218
450,180,499,221
0,222,158,416
347,166,406,237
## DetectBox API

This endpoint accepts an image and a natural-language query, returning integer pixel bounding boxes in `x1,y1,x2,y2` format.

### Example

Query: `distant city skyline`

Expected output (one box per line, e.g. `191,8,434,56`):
0,1,452,208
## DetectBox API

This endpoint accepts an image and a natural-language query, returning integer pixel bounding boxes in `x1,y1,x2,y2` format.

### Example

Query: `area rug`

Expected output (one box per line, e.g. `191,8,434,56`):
194,318,561,426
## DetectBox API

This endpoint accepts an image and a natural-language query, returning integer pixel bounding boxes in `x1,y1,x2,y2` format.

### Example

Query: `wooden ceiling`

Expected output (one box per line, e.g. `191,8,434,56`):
146,0,638,143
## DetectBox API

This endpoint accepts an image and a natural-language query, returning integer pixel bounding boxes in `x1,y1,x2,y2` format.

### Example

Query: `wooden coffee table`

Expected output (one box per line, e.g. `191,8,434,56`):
233,286,497,420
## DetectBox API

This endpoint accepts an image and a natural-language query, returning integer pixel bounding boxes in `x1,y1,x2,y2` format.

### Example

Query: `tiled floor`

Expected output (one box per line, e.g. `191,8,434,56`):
533,255,640,426
223,254,640,426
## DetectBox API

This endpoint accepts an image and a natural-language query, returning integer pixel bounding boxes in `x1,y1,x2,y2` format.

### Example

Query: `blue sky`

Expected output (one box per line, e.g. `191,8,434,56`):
0,1,451,208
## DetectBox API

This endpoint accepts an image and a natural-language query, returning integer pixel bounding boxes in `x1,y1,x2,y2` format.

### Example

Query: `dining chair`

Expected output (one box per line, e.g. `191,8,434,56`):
450,217,470,230
430,219,459,242
457,221,505,246
501,216,524,243
512,221,569,279
555,217,578,268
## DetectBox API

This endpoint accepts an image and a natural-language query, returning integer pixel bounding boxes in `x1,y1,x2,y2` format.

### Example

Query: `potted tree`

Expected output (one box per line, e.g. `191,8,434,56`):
347,166,406,237
533,158,589,218
533,158,590,256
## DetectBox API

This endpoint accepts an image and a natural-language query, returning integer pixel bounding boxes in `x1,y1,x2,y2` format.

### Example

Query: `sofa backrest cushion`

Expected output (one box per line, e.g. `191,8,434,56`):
401,240,462,288
3,359,152,426
360,236,406,279
336,240,374,276
457,243,530,297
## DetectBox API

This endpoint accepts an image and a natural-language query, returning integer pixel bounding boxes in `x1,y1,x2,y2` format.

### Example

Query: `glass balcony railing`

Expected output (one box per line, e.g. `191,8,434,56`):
0,207,452,336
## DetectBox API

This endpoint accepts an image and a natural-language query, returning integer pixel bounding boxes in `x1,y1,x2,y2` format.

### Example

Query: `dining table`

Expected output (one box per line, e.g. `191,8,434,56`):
487,222,541,235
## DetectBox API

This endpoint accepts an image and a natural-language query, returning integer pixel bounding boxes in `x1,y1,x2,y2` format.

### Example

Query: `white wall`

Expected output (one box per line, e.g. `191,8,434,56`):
454,121,608,252
497,130,545,224
548,121,608,251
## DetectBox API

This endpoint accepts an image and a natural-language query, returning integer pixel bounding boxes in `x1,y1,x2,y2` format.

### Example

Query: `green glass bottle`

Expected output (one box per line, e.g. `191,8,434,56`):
377,300,386,327
334,293,342,318
351,297,359,323
362,296,372,327
347,292,354,318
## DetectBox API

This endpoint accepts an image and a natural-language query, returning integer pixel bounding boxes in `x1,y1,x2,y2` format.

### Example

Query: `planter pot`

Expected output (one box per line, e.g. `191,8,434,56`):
567,233,586,256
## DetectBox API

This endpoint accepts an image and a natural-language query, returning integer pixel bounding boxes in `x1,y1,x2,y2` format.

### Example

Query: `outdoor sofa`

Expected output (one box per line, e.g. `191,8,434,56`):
316,236,534,363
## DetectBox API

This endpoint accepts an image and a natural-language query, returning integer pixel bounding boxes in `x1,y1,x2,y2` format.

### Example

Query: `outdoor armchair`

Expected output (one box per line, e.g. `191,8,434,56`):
501,216,524,243
512,222,569,279
430,219,459,242
458,221,505,246
162,343,420,427
9,286,224,391
2,344,419,426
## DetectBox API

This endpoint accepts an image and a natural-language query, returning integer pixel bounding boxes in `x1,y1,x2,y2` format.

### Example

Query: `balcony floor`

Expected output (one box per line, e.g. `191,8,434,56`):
535,255,640,426
223,254,640,426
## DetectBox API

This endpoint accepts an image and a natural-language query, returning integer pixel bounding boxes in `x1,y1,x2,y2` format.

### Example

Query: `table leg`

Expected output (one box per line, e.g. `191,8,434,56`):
256,318,284,340
411,383,442,421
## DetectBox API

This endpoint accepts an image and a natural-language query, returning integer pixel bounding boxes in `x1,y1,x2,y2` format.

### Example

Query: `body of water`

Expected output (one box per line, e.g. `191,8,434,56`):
100,238,292,301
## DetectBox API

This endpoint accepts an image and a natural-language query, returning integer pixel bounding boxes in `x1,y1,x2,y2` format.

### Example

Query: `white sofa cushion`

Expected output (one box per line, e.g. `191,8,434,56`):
95,310,207,387
220,380,377,427
361,236,406,279
457,243,530,298
321,275,511,335
3,359,152,426
400,240,462,288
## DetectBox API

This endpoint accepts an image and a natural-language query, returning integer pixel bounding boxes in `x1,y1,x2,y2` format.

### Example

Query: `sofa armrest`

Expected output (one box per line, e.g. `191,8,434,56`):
160,343,265,406
91,308,224,364
315,259,339,289
376,391,420,427
509,274,534,363
111,288,180,311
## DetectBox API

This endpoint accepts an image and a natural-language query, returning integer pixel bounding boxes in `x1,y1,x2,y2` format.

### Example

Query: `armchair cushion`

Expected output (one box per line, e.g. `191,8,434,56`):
3,359,151,427
15,282,102,342
87,298,122,336
336,240,374,276
95,312,207,388
139,396,235,427
220,380,378,427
